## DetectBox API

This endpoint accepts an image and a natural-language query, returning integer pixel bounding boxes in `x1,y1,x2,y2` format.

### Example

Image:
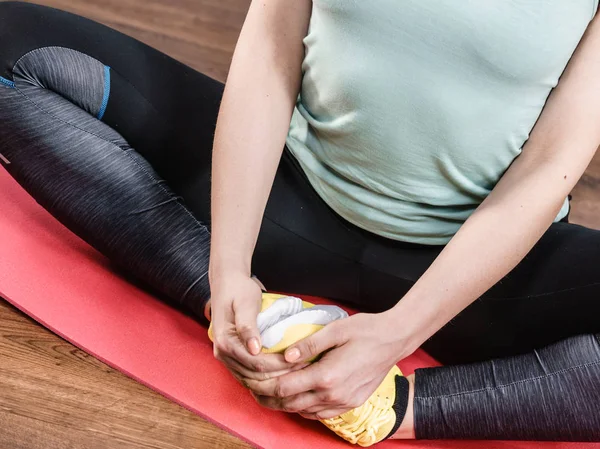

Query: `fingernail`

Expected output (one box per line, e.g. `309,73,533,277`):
248,337,261,355
286,348,300,362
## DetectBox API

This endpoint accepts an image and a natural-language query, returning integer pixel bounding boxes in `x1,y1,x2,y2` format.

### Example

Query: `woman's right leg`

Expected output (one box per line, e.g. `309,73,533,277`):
0,1,224,318
0,1,363,319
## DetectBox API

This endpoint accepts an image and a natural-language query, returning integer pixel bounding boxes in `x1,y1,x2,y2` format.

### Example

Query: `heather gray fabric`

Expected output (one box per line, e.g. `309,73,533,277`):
13,47,107,118
415,333,600,440
0,46,211,318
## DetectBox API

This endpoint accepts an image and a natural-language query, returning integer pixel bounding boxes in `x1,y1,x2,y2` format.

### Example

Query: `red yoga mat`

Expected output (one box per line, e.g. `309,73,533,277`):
0,166,597,449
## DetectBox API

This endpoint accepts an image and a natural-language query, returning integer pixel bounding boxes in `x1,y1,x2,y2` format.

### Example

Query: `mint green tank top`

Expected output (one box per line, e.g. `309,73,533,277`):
286,1,598,244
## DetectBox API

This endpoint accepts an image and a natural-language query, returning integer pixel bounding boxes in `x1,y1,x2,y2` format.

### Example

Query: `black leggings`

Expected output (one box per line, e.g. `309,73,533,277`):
0,2,599,441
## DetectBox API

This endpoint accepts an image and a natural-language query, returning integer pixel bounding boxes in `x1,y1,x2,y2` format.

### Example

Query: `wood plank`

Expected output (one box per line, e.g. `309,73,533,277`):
0,300,251,449
17,0,251,82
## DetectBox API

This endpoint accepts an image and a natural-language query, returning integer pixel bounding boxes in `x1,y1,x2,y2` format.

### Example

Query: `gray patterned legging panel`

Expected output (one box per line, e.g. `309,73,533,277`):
0,2,599,441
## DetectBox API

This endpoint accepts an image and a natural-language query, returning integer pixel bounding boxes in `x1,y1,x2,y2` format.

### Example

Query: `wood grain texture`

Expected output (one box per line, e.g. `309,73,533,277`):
0,301,251,449
1,0,600,448
17,0,251,83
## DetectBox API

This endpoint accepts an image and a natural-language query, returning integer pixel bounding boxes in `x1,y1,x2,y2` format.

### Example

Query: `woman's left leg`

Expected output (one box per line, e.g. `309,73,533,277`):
412,332,600,440
351,218,600,441
406,220,600,440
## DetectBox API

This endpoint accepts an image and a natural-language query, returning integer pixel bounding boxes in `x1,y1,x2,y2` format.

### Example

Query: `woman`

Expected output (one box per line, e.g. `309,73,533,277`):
1,0,599,445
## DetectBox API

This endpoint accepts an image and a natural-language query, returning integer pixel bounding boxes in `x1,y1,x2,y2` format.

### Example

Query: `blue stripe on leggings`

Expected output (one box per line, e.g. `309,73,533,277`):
0,76,15,89
97,65,111,120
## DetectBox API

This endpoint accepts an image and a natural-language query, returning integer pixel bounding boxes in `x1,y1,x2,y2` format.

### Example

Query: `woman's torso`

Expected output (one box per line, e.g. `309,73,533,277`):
286,0,598,244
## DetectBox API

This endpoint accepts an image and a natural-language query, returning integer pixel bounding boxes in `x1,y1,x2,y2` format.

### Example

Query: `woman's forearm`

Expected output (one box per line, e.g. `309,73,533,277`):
209,1,311,279
390,156,577,351
389,14,600,352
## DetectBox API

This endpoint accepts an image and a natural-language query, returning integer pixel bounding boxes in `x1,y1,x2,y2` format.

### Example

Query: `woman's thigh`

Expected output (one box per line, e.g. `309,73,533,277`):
255,148,368,303
426,221,600,364
0,1,222,215
349,219,600,365
263,166,600,365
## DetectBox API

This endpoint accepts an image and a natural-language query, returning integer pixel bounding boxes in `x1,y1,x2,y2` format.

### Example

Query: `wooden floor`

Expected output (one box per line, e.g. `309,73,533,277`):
1,1,600,449
0,301,250,449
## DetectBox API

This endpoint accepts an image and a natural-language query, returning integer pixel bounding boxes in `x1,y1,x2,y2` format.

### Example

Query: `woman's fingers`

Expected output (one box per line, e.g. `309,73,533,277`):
233,292,263,355
222,355,299,381
230,343,294,372
215,339,294,372
253,389,351,418
283,321,342,363
209,271,263,358
244,362,327,398
253,393,322,413
299,408,350,421
212,321,295,373
269,391,322,413
210,281,282,371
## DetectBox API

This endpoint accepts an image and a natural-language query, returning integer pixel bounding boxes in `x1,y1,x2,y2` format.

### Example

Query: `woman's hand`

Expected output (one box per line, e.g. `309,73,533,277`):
243,311,419,420
208,0,311,386
209,270,295,383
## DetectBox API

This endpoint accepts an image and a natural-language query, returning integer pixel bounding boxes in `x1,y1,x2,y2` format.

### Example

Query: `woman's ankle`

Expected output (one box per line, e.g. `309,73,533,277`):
390,374,416,439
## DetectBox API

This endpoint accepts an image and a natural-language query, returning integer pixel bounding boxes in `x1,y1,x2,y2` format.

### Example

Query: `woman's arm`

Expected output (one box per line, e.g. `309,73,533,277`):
391,13,600,353
242,13,600,417
210,0,312,370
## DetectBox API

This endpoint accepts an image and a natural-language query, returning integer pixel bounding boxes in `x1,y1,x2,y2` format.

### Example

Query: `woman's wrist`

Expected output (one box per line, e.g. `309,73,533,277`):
377,308,424,363
383,292,444,359
208,257,251,284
